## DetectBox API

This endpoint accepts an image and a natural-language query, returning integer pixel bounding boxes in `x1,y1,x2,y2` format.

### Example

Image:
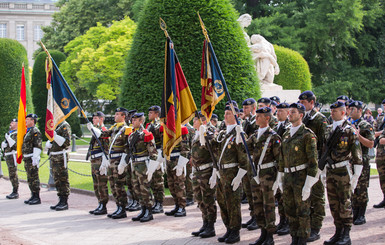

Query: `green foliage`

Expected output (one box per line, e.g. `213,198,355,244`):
274,45,312,91
121,0,260,114
0,38,32,138
67,112,83,138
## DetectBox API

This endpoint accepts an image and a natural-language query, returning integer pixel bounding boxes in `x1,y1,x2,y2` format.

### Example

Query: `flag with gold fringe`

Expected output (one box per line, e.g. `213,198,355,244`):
16,64,26,164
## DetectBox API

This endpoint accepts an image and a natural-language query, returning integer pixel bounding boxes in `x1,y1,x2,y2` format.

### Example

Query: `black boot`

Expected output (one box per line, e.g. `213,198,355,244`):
29,192,41,205
165,205,179,216
307,228,320,242
56,196,69,211
128,200,141,212
277,219,290,236
373,197,385,208
192,220,208,236
6,188,19,199
89,203,102,214
186,198,194,206
290,236,298,245
200,222,216,238
132,206,146,221
247,216,259,230
225,229,240,244
152,201,164,214
261,231,274,245
241,193,248,204
111,206,127,219
125,199,134,211
242,216,254,228
140,207,154,222
352,207,358,222
335,226,351,245
93,203,107,215
353,205,366,225
249,228,266,245
218,227,231,242
276,215,286,232
24,193,34,204
297,237,307,245
50,197,61,210
324,227,343,245
107,206,120,218
174,207,186,217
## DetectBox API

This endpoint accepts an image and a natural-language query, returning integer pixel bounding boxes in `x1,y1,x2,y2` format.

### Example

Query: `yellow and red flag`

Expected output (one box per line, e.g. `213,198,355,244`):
16,64,27,164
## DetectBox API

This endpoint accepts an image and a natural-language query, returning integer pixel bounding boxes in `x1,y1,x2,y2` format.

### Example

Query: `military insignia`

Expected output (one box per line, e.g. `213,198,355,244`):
46,119,54,131
295,146,298,151
61,98,70,109
228,144,232,149
214,81,224,94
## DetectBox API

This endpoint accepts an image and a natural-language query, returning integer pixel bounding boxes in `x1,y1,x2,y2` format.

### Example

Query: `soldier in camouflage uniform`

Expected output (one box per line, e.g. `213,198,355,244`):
211,105,248,244
275,103,318,245
185,121,195,206
190,112,217,238
88,111,110,215
46,120,71,211
299,91,328,242
210,113,219,132
247,107,281,245
373,99,385,209
145,105,165,213
2,118,19,199
22,114,43,205
257,97,278,129
349,101,375,225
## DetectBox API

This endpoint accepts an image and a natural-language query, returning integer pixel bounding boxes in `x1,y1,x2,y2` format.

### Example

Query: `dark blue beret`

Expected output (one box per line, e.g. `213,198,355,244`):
242,98,256,106
382,99,385,104
211,114,218,119
270,101,277,106
276,102,290,109
337,95,349,101
225,100,238,108
270,96,281,103
11,118,18,122
115,107,128,113
93,111,105,117
26,113,38,119
256,106,272,114
132,112,144,118
225,106,240,113
239,108,244,113
298,90,315,100
289,103,305,112
148,105,161,112
330,101,345,109
257,97,271,104
349,101,363,109
128,109,137,114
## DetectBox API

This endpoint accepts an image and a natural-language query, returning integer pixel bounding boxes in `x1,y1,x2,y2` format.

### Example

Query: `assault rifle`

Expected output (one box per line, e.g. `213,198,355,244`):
318,125,345,170
127,130,141,163
374,119,385,148
85,136,96,161
276,123,286,137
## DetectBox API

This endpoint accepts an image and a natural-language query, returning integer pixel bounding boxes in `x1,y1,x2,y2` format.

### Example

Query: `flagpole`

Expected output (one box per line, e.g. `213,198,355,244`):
197,13,257,177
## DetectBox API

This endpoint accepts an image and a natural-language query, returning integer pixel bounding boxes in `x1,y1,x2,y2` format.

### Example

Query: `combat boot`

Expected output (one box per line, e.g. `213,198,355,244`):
276,215,286,232
324,227,343,245
165,204,179,216
247,216,259,230
174,207,186,217
125,199,133,211
373,197,385,208
277,218,290,236
29,192,41,205
89,203,102,214
352,207,359,222
132,206,146,221
55,196,69,211
199,222,216,238
335,226,351,245
140,207,153,222
261,231,274,245
152,201,164,214
107,206,120,218
6,188,19,199
249,228,266,245
24,193,34,204
307,228,320,242
242,216,254,228
93,203,107,215
111,206,127,219
225,229,240,244
50,197,61,210
297,237,307,245
192,220,208,236
290,236,298,245
186,198,194,206
128,200,141,212
353,205,366,225
218,227,231,242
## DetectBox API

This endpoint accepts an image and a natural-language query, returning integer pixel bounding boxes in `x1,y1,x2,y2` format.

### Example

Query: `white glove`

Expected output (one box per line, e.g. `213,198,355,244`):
231,168,247,191
53,131,66,146
87,123,101,138
45,141,52,149
101,154,110,168
32,147,42,167
5,133,10,141
302,175,318,201
350,165,363,191
173,155,189,177
209,168,221,189
86,122,93,131
272,172,284,195
156,149,164,163
99,164,108,176
118,153,128,175
319,168,327,186
235,125,243,144
5,134,16,148
1,141,7,151
199,125,206,146
147,160,161,182
253,175,260,185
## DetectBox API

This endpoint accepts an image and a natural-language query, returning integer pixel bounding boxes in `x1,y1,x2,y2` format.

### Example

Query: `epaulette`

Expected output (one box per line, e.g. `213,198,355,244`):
143,129,154,142
181,126,189,135
160,125,164,133
101,126,107,131
125,126,133,135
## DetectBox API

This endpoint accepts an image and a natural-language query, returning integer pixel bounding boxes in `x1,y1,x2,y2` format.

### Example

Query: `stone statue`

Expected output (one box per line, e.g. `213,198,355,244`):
237,14,252,46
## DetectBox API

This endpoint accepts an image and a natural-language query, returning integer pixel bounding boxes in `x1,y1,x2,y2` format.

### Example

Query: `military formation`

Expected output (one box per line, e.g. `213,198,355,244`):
3,91,385,245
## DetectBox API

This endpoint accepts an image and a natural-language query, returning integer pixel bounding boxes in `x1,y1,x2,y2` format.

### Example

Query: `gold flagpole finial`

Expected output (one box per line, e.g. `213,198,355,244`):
160,17,170,38
22,62,24,68
197,12,210,42
40,40,52,60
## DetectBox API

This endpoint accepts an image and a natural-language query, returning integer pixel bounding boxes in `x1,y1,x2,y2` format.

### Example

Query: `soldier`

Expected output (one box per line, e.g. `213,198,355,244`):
257,98,277,128
247,107,281,245
270,96,280,104
299,90,328,242
22,114,43,205
274,103,318,245
328,95,350,124
349,101,375,225
185,121,195,206
145,105,165,213
88,111,110,215
218,101,239,132
210,113,219,130
210,105,248,244
190,112,217,238
373,99,385,208
270,101,278,116
322,101,363,245
239,109,245,120
46,120,71,211
2,118,19,199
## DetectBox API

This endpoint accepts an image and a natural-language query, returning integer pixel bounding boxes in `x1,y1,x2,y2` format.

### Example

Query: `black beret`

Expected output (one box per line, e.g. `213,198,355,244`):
330,101,345,109
115,107,128,113
195,111,205,118
132,112,144,118
270,101,277,106
211,114,218,119
270,96,281,103
242,98,256,106
298,90,315,100
93,111,105,117
382,99,385,104
148,105,161,112
349,101,363,109
225,106,240,113
128,109,137,115
225,100,238,108
337,95,349,101
256,106,272,114
11,118,18,122
289,103,305,112
257,97,271,104
276,102,290,109
26,113,38,119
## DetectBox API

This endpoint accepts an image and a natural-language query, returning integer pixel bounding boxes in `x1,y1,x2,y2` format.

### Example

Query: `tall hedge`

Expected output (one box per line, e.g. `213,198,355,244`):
274,45,312,91
120,0,260,114
32,51,82,139
0,39,33,138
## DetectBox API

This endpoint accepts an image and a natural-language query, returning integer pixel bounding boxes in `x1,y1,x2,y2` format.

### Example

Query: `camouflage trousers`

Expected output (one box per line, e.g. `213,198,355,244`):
250,168,277,233
150,167,164,202
132,161,153,208
166,158,186,208
243,171,254,216
283,170,311,239
309,179,325,229
376,159,385,196
23,158,40,193
185,163,193,200
126,163,138,201
352,157,370,207
192,167,217,223
5,156,19,190
275,189,285,218
51,153,70,197
108,158,127,206
91,157,109,204
326,166,353,228
217,167,242,230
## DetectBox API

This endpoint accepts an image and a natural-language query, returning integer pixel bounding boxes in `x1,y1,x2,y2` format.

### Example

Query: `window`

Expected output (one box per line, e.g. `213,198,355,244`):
0,23,6,38
34,25,43,41
16,24,24,40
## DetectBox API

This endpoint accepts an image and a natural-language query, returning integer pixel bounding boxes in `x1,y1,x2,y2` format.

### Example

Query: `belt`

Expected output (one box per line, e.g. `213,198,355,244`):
50,150,68,168
133,156,149,162
170,152,181,157
327,160,349,169
5,150,17,166
195,163,213,171
284,164,307,173
221,163,239,169
258,161,276,170
24,153,33,158
91,152,103,159
110,152,123,159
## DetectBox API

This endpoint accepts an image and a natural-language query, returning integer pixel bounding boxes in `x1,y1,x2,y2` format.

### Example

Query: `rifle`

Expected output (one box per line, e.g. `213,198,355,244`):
276,123,286,138
318,125,345,170
374,118,385,148
86,136,96,161
127,130,142,163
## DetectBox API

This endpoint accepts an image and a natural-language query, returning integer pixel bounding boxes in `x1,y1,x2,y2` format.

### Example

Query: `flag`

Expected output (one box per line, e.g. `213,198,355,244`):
200,39,225,121
16,64,27,164
45,57,79,141
161,37,197,159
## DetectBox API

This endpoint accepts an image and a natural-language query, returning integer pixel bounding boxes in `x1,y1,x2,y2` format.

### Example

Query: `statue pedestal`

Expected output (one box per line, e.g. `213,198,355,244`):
261,85,301,103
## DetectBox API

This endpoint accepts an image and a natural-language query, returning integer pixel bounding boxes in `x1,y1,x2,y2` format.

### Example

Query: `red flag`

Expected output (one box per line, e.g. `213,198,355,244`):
16,64,27,164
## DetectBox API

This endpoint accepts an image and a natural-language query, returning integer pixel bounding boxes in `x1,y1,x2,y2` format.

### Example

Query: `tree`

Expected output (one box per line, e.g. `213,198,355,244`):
120,0,260,113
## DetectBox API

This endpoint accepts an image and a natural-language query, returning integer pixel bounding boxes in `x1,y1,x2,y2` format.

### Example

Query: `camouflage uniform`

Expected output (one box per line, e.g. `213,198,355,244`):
2,130,19,192
279,124,318,239
185,123,195,202
247,127,281,233
269,115,278,129
376,130,385,197
22,126,42,193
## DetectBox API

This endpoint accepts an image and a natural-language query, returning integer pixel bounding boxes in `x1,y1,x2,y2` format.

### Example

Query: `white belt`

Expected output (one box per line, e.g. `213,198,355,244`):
327,160,349,169
196,163,213,171
284,164,307,173
258,161,276,170
221,163,239,169
50,150,68,168
91,152,103,159
5,150,17,166
170,152,181,157
110,153,123,158
24,153,33,158
133,156,149,162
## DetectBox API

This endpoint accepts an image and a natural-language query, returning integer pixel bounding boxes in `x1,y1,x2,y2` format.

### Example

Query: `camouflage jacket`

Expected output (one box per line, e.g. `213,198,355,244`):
247,127,281,167
100,122,129,153
90,124,109,154
50,121,71,152
22,126,42,156
324,120,362,165
190,124,216,168
279,124,318,177
376,130,385,160
126,126,157,161
269,115,278,129
303,108,328,156
3,130,17,153
352,117,375,157
273,119,291,138
146,118,162,150
374,113,385,131
185,123,195,159
242,114,257,136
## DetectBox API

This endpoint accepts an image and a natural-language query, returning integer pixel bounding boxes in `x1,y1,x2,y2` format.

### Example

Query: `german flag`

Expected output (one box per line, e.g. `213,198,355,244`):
161,37,197,159
16,64,26,164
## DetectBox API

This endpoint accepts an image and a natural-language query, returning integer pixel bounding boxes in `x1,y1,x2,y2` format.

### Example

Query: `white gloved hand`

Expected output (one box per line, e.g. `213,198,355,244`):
99,165,108,176
5,133,10,141
101,154,110,168
173,156,189,177
235,125,244,144
350,165,363,191
302,175,319,201
253,175,260,185
86,122,93,131
118,153,128,175
156,149,164,163
87,123,101,138
53,131,66,146
5,134,16,148
199,125,206,146
231,168,247,191
320,168,327,186
1,141,7,151
209,168,221,189
32,147,42,167
272,172,284,195
45,141,52,149
146,160,161,182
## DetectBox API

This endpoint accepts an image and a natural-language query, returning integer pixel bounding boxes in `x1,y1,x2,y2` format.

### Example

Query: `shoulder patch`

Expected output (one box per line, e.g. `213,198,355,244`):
181,126,189,135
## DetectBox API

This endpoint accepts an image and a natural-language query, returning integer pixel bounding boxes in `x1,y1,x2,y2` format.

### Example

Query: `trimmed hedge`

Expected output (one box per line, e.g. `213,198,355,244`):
120,0,260,114
274,45,312,91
